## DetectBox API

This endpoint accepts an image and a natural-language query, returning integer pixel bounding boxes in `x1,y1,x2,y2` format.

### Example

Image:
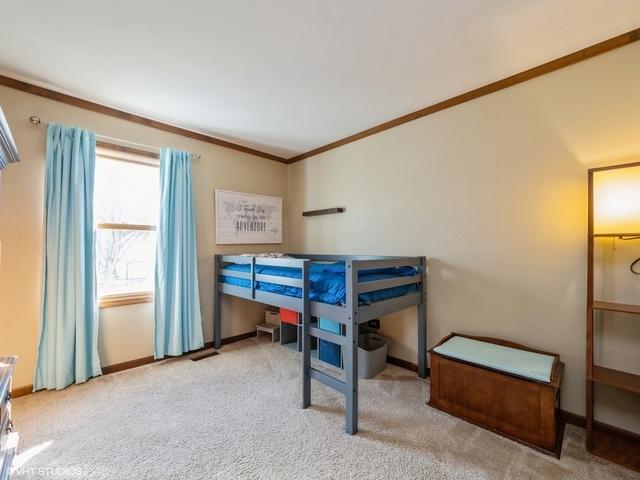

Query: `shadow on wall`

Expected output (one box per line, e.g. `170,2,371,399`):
380,257,534,362
198,254,215,337
425,257,547,346
383,256,581,368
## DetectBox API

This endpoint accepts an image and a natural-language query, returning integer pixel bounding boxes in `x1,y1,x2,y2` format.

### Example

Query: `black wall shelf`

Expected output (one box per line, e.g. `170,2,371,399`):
302,207,345,217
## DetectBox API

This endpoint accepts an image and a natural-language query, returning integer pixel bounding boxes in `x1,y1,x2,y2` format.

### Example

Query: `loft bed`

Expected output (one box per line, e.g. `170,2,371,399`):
213,254,427,435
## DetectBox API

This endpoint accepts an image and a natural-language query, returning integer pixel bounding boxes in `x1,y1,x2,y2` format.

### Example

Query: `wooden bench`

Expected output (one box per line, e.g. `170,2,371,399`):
428,333,564,457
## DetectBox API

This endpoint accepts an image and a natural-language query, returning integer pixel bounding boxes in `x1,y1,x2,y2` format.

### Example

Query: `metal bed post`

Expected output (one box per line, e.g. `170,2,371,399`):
301,260,311,408
249,256,256,298
214,255,222,349
418,256,427,378
345,259,359,435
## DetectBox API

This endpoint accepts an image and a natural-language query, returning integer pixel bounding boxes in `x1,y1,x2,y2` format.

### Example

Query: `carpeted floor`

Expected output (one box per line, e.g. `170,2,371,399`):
11,339,640,480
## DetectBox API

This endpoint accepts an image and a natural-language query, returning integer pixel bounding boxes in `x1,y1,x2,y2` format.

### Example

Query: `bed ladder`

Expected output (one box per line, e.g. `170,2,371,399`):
301,258,427,435
301,261,360,435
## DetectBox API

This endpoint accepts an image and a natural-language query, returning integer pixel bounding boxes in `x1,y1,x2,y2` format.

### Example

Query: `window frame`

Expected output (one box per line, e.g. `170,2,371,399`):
95,142,159,309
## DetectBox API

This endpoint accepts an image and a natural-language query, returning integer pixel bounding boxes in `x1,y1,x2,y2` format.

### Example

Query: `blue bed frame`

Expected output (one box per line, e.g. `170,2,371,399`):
213,254,427,435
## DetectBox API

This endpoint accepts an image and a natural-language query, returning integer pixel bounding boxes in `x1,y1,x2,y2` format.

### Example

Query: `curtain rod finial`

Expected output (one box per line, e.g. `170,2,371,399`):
29,115,42,125
193,153,201,160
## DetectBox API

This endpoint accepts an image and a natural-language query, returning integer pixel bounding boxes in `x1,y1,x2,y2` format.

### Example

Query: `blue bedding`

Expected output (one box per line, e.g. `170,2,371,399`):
219,262,419,306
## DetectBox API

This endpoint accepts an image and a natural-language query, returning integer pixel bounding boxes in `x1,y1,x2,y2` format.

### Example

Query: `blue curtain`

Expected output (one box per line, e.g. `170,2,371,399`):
34,124,101,391
154,149,204,358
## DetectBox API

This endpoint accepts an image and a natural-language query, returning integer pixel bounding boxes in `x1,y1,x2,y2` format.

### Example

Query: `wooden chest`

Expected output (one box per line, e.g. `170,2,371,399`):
428,334,564,457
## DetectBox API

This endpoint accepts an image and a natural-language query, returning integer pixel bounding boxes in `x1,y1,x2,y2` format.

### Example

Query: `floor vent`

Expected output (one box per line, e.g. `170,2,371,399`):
190,349,220,361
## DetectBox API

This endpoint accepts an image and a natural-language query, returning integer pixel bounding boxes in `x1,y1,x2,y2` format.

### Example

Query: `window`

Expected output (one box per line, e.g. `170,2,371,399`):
94,145,159,308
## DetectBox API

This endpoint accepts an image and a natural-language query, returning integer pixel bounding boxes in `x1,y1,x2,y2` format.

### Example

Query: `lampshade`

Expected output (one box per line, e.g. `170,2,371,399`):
593,164,640,235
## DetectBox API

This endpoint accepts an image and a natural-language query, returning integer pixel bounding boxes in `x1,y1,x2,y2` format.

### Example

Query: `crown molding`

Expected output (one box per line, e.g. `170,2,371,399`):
289,28,640,163
0,74,287,163
2,27,638,166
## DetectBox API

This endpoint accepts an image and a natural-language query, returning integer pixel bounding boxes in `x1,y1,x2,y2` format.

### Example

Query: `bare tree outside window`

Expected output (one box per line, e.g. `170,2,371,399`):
96,207,151,293
94,150,159,306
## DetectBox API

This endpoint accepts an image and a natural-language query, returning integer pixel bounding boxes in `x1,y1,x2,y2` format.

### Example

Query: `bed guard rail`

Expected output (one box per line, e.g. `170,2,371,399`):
215,254,311,307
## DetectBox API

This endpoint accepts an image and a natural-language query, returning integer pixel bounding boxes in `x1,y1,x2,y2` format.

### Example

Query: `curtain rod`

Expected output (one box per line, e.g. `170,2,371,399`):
28,115,201,159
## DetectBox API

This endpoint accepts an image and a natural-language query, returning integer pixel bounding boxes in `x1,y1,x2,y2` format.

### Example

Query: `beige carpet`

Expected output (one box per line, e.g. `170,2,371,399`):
11,339,639,480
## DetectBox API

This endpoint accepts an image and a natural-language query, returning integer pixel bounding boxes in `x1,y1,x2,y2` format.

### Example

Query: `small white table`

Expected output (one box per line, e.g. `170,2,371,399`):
256,322,280,343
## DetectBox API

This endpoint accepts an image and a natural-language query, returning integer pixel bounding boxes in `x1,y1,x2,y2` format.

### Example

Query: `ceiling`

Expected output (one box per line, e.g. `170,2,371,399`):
1,1,639,160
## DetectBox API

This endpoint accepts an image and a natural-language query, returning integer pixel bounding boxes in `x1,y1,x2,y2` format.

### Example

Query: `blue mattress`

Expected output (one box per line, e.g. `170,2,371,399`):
219,262,419,305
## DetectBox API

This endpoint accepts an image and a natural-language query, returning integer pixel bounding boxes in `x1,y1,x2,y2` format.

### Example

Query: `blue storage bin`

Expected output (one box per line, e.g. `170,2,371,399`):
318,317,342,368
319,339,341,367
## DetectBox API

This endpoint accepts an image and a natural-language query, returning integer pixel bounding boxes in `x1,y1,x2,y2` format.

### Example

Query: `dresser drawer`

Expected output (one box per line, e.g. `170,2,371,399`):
0,395,10,436
0,431,19,480
0,356,17,480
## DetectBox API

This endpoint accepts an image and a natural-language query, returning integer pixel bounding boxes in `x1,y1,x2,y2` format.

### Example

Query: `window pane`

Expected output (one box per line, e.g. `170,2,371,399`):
96,229,156,296
94,156,159,225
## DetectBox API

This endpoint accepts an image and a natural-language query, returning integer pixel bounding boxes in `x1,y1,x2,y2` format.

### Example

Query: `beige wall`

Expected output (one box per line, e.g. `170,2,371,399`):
288,42,640,429
0,85,289,388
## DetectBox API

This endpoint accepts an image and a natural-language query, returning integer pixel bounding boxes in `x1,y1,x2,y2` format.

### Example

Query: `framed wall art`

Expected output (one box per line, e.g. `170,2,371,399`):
215,190,282,244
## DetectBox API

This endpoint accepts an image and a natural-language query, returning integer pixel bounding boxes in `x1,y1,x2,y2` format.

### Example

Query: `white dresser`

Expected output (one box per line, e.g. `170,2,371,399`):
0,357,18,480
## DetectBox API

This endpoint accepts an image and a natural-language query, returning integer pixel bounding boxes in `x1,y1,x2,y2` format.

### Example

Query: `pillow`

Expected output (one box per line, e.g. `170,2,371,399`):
239,253,294,259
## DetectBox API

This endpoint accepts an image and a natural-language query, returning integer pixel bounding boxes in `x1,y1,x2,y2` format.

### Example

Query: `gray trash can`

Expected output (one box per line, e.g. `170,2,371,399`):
358,333,388,379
